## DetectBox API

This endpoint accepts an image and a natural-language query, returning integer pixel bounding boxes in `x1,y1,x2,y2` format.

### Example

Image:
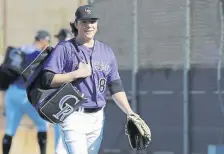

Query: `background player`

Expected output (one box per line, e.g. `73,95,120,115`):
1,30,50,154
54,28,73,42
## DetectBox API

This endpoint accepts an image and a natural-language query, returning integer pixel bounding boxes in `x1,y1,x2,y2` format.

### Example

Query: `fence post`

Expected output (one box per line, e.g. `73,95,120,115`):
132,0,138,114
183,0,191,153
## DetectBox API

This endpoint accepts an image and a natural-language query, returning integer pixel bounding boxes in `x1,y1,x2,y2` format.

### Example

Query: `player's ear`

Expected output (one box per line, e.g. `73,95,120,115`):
96,24,99,33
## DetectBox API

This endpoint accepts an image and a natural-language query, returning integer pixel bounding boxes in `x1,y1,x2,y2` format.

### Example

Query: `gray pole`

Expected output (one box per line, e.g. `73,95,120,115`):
88,0,94,5
218,0,224,82
218,0,224,81
183,0,191,153
217,0,224,117
132,0,138,114
131,1,138,153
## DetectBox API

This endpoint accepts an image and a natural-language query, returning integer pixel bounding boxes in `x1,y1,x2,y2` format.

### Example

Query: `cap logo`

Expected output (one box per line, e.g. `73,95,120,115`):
84,7,91,15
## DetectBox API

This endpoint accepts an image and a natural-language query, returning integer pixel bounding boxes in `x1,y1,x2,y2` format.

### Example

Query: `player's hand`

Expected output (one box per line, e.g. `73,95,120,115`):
77,62,92,78
127,111,140,118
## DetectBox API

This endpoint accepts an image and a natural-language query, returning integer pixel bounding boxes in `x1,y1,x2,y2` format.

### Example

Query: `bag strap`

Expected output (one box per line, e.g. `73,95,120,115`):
69,39,88,63
68,38,93,95
21,46,53,76
23,46,54,88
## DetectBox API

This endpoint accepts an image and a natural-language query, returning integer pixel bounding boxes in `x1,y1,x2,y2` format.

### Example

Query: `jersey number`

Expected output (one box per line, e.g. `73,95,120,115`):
99,78,106,92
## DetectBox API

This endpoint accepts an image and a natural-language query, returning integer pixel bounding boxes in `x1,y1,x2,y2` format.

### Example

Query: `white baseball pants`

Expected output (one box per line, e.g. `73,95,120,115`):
57,107,105,154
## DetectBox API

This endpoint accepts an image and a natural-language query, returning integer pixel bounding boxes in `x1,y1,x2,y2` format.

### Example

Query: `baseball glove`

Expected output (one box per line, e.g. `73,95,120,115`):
125,114,152,150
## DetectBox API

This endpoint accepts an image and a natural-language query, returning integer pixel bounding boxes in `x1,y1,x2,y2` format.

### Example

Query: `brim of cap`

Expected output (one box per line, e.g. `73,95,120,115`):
40,36,51,41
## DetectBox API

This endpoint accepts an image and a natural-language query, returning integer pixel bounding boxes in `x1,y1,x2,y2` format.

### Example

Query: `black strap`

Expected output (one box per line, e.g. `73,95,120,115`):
68,38,94,96
23,46,54,88
69,39,88,63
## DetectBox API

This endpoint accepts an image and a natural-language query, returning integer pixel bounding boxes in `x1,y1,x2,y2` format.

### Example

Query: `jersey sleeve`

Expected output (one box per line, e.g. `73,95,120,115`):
43,44,66,74
107,51,120,83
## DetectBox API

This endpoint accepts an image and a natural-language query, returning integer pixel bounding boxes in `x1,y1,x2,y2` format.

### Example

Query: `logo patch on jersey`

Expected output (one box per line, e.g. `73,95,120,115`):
93,61,110,73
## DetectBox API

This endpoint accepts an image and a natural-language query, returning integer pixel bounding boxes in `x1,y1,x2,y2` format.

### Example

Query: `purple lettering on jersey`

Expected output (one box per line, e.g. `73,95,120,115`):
43,40,120,108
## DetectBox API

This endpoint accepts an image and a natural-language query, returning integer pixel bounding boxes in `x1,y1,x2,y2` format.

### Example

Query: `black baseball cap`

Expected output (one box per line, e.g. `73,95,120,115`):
54,28,72,38
75,5,99,20
35,30,51,41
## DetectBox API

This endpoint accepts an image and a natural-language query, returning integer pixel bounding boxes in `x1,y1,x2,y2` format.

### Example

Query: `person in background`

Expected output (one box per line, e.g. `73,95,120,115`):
1,30,51,154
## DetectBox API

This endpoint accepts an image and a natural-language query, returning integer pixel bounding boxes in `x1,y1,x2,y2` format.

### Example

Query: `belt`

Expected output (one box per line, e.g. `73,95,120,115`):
76,107,102,113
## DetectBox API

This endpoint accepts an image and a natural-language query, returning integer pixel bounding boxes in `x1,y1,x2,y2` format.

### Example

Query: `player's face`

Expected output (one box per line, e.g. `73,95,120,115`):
57,36,65,42
40,39,50,50
76,19,98,40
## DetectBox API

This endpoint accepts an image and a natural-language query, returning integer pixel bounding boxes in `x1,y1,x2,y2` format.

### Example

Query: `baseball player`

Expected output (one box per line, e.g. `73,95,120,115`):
54,28,73,42
41,5,138,154
1,30,50,154
54,28,73,154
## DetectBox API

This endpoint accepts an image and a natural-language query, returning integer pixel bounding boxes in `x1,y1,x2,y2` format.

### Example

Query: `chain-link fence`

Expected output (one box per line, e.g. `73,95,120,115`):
94,0,222,68
92,0,224,154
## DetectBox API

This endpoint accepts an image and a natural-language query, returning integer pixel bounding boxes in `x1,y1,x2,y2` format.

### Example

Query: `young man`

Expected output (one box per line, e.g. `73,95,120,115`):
1,30,50,154
41,5,138,154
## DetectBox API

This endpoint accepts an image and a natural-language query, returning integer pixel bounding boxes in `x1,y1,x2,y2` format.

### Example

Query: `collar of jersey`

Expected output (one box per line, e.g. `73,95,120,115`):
20,44,40,54
76,39,96,53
